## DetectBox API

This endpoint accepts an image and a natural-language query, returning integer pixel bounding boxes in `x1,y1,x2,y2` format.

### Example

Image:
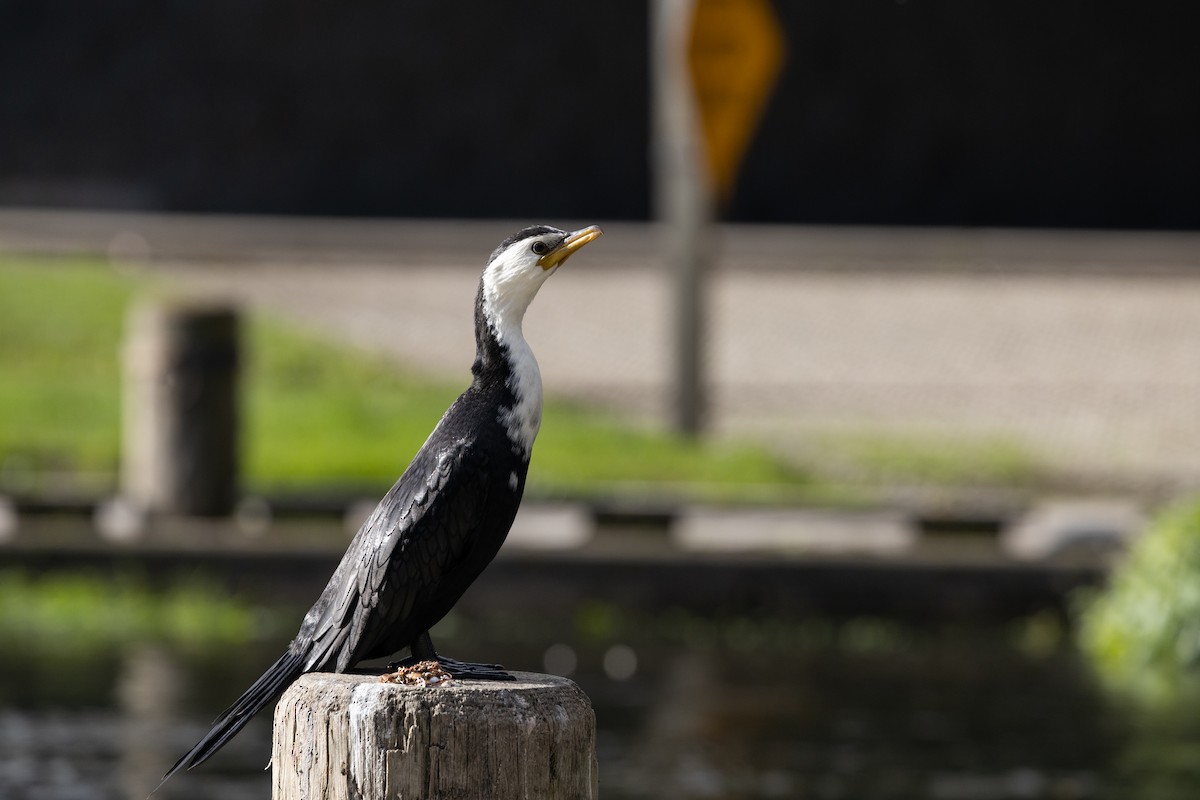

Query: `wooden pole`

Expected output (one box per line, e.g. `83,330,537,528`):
122,300,240,516
652,0,715,437
272,671,598,800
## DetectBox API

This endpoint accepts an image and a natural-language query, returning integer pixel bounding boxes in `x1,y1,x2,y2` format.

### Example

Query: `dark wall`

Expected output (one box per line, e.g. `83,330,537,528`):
0,0,650,219
2,1,1198,229
737,1,1200,229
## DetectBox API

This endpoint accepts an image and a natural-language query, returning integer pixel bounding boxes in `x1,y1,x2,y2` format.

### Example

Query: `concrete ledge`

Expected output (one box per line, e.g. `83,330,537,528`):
674,506,917,557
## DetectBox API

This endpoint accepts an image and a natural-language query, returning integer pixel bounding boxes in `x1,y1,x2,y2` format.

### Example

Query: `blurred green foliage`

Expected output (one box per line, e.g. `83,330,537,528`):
0,570,282,654
1078,494,1200,704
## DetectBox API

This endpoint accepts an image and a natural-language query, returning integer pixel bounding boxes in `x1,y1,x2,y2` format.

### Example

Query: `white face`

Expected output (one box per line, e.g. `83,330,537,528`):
479,225,602,336
480,230,564,335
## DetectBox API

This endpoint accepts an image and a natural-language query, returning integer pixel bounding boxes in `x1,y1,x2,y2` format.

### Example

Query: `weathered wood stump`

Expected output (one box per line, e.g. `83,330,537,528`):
272,671,598,800
121,300,240,516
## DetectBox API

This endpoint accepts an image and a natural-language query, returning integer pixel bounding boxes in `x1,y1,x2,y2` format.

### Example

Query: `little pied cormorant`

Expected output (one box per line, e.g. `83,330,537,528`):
163,224,603,782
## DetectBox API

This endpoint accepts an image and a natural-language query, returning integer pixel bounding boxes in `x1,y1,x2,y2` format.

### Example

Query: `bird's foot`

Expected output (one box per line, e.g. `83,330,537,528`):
388,631,516,681
385,655,419,671
386,654,514,681
435,656,515,681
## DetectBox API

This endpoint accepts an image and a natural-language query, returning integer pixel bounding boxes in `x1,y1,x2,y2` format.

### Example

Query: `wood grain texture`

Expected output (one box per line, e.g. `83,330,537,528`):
272,671,597,799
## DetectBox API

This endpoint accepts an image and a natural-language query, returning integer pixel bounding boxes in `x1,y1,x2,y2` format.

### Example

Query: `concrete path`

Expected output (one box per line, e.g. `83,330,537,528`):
3,209,1199,491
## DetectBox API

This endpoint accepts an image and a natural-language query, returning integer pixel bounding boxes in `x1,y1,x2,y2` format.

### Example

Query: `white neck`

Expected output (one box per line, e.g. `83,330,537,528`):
483,302,543,459
477,238,559,459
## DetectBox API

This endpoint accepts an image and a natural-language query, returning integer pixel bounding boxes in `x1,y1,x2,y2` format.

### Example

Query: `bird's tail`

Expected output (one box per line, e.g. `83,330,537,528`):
161,648,306,784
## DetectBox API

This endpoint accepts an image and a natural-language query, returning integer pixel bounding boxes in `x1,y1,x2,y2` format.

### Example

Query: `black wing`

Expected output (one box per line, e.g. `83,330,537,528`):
163,429,494,782
294,433,491,672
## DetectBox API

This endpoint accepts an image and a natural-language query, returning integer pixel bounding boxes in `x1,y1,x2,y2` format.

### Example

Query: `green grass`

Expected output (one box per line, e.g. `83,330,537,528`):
816,429,1044,488
0,256,814,501
0,259,129,479
534,403,807,500
244,320,463,487
246,323,806,501
244,311,812,500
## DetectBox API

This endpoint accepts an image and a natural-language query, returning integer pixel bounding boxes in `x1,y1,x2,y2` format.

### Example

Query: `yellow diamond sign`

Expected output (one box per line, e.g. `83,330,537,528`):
688,0,786,205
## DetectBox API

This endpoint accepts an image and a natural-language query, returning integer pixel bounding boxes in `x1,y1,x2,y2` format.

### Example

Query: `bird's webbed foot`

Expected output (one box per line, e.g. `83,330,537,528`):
433,655,514,681
384,631,515,682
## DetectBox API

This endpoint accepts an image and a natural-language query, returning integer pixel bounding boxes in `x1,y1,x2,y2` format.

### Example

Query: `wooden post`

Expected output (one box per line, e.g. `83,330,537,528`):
122,300,240,516
652,0,715,437
272,671,598,800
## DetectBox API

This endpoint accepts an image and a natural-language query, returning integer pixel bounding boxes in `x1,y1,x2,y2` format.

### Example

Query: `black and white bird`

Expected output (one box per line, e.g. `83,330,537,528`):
163,223,602,782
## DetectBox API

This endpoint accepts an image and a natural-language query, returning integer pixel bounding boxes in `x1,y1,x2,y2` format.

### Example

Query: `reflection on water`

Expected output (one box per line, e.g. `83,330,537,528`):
0,644,272,800
2,619,1199,800
587,638,1114,800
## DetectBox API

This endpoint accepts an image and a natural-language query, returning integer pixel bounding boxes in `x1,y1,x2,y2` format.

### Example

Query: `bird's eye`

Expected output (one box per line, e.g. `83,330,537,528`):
531,241,549,255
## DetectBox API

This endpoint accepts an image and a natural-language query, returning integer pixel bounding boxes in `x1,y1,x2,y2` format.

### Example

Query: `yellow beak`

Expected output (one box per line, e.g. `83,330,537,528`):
538,225,603,269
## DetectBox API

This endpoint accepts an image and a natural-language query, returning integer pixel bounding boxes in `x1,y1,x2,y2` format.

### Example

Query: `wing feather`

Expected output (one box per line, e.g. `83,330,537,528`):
295,436,491,672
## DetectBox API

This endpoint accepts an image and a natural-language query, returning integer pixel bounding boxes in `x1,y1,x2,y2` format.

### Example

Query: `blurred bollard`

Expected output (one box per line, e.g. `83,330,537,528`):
1002,499,1144,564
122,300,240,516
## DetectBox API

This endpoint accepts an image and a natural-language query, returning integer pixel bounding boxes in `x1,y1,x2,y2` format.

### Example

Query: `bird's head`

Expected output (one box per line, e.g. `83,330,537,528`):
480,224,603,333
